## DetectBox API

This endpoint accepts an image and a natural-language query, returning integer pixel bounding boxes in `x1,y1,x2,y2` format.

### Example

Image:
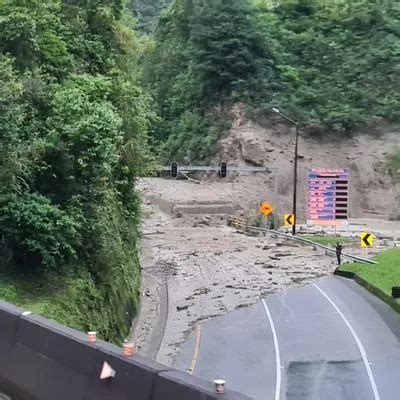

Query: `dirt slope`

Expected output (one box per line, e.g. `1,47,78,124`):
217,117,400,220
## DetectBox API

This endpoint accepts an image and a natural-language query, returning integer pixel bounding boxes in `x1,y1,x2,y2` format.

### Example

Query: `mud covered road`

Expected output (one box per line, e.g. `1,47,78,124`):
132,178,344,365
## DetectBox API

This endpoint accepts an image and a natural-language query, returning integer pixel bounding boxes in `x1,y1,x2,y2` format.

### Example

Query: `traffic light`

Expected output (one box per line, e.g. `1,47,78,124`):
219,162,227,178
171,162,178,178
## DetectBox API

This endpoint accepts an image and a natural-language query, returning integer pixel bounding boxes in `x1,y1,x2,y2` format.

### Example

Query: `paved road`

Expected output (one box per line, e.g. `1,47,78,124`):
175,276,400,399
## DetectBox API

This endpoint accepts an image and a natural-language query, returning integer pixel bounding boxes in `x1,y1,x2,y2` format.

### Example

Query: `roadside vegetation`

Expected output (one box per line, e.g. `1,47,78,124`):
0,1,154,343
340,249,400,297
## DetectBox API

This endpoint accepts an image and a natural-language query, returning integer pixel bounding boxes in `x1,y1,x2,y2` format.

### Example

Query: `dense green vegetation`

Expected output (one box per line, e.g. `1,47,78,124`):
143,0,275,162
257,0,400,130
340,249,400,297
0,0,154,343
144,0,400,161
130,0,171,32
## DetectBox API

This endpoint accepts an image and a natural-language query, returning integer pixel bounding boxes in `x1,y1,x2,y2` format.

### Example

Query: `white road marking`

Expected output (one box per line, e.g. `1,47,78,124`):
262,299,282,400
313,283,381,400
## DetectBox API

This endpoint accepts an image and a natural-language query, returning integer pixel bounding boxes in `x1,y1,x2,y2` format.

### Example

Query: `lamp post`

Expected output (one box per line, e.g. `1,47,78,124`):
272,108,299,236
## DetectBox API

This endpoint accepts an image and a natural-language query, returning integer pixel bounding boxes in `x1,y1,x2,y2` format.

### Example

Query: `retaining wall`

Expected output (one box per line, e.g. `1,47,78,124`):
0,301,251,400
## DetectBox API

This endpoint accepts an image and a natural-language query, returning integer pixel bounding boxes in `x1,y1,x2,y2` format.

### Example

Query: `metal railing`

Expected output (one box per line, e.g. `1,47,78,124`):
245,225,377,265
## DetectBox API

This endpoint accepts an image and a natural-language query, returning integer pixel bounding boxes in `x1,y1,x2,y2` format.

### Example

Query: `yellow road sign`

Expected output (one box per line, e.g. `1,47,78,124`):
361,232,373,247
260,202,273,216
284,214,295,226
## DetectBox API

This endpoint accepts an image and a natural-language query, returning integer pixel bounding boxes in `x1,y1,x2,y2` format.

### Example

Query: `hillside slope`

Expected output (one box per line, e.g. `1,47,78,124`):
217,117,399,221
143,0,400,163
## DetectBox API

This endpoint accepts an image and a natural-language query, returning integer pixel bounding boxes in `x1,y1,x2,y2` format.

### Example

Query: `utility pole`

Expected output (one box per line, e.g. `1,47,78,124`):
272,108,300,236
292,123,299,236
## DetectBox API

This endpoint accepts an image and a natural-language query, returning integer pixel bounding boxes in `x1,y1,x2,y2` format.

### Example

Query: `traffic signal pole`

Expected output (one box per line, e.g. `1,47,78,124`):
164,164,272,175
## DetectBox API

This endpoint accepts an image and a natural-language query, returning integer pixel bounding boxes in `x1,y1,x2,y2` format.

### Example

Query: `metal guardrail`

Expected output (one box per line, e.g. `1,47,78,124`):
228,217,247,231
244,225,378,265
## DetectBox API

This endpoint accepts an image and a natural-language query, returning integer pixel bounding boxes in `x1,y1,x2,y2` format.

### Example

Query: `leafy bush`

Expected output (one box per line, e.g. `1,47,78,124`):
0,193,80,270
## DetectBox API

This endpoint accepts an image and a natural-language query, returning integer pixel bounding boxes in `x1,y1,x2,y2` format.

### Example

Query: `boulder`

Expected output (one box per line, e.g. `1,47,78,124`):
240,137,267,166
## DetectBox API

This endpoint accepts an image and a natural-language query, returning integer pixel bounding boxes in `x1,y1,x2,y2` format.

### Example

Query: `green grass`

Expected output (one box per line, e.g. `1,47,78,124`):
0,266,139,344
340,249,400,297
0,271,90,328
300,235,354,246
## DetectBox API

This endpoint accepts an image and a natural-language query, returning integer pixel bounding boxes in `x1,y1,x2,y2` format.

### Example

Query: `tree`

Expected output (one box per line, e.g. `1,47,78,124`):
129,0,172,32
189,0,275,102
144,0,276,161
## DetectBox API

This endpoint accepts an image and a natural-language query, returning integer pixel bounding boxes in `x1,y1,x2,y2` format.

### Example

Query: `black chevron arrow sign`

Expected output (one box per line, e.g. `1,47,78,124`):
285,214,295,226
361,233,373,247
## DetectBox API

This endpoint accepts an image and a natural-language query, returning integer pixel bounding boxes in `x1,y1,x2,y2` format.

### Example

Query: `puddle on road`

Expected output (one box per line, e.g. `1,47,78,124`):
286,360,373,400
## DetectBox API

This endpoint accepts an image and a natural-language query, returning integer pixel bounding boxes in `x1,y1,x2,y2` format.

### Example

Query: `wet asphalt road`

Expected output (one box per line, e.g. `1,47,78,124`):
175,276,400,400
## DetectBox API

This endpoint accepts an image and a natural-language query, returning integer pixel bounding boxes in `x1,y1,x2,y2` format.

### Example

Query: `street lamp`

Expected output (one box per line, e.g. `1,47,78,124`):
272,107,300,236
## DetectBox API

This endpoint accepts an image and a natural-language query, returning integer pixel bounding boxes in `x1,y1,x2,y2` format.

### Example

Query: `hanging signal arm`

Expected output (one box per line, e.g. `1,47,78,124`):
163,163,273,177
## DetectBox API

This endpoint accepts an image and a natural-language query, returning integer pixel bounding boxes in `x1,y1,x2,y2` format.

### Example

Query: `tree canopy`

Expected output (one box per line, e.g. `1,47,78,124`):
144,0,275,162
0,0,154,342
143,0,400,162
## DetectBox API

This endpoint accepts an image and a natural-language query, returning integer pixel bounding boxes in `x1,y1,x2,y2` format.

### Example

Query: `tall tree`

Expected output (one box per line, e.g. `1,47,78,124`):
189,0,275,102
144,0,276,161
130,0,172,32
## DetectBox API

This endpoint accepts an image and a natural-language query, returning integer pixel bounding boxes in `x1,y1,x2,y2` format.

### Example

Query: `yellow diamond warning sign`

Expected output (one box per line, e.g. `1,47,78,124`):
361,232,373,248
284,214,295,226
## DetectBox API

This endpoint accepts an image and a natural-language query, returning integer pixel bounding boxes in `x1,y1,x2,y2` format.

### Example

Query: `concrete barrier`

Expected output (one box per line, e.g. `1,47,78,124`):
0,301,252,400
153,370,249,400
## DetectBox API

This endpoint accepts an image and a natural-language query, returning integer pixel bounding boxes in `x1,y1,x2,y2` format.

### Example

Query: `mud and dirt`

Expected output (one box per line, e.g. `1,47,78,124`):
131,180,398,366
131,119,400,366
217,117,400,220
133,195,335,365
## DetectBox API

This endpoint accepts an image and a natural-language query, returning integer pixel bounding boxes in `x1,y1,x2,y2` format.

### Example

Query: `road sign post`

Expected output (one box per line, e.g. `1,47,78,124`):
260,203,273,230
